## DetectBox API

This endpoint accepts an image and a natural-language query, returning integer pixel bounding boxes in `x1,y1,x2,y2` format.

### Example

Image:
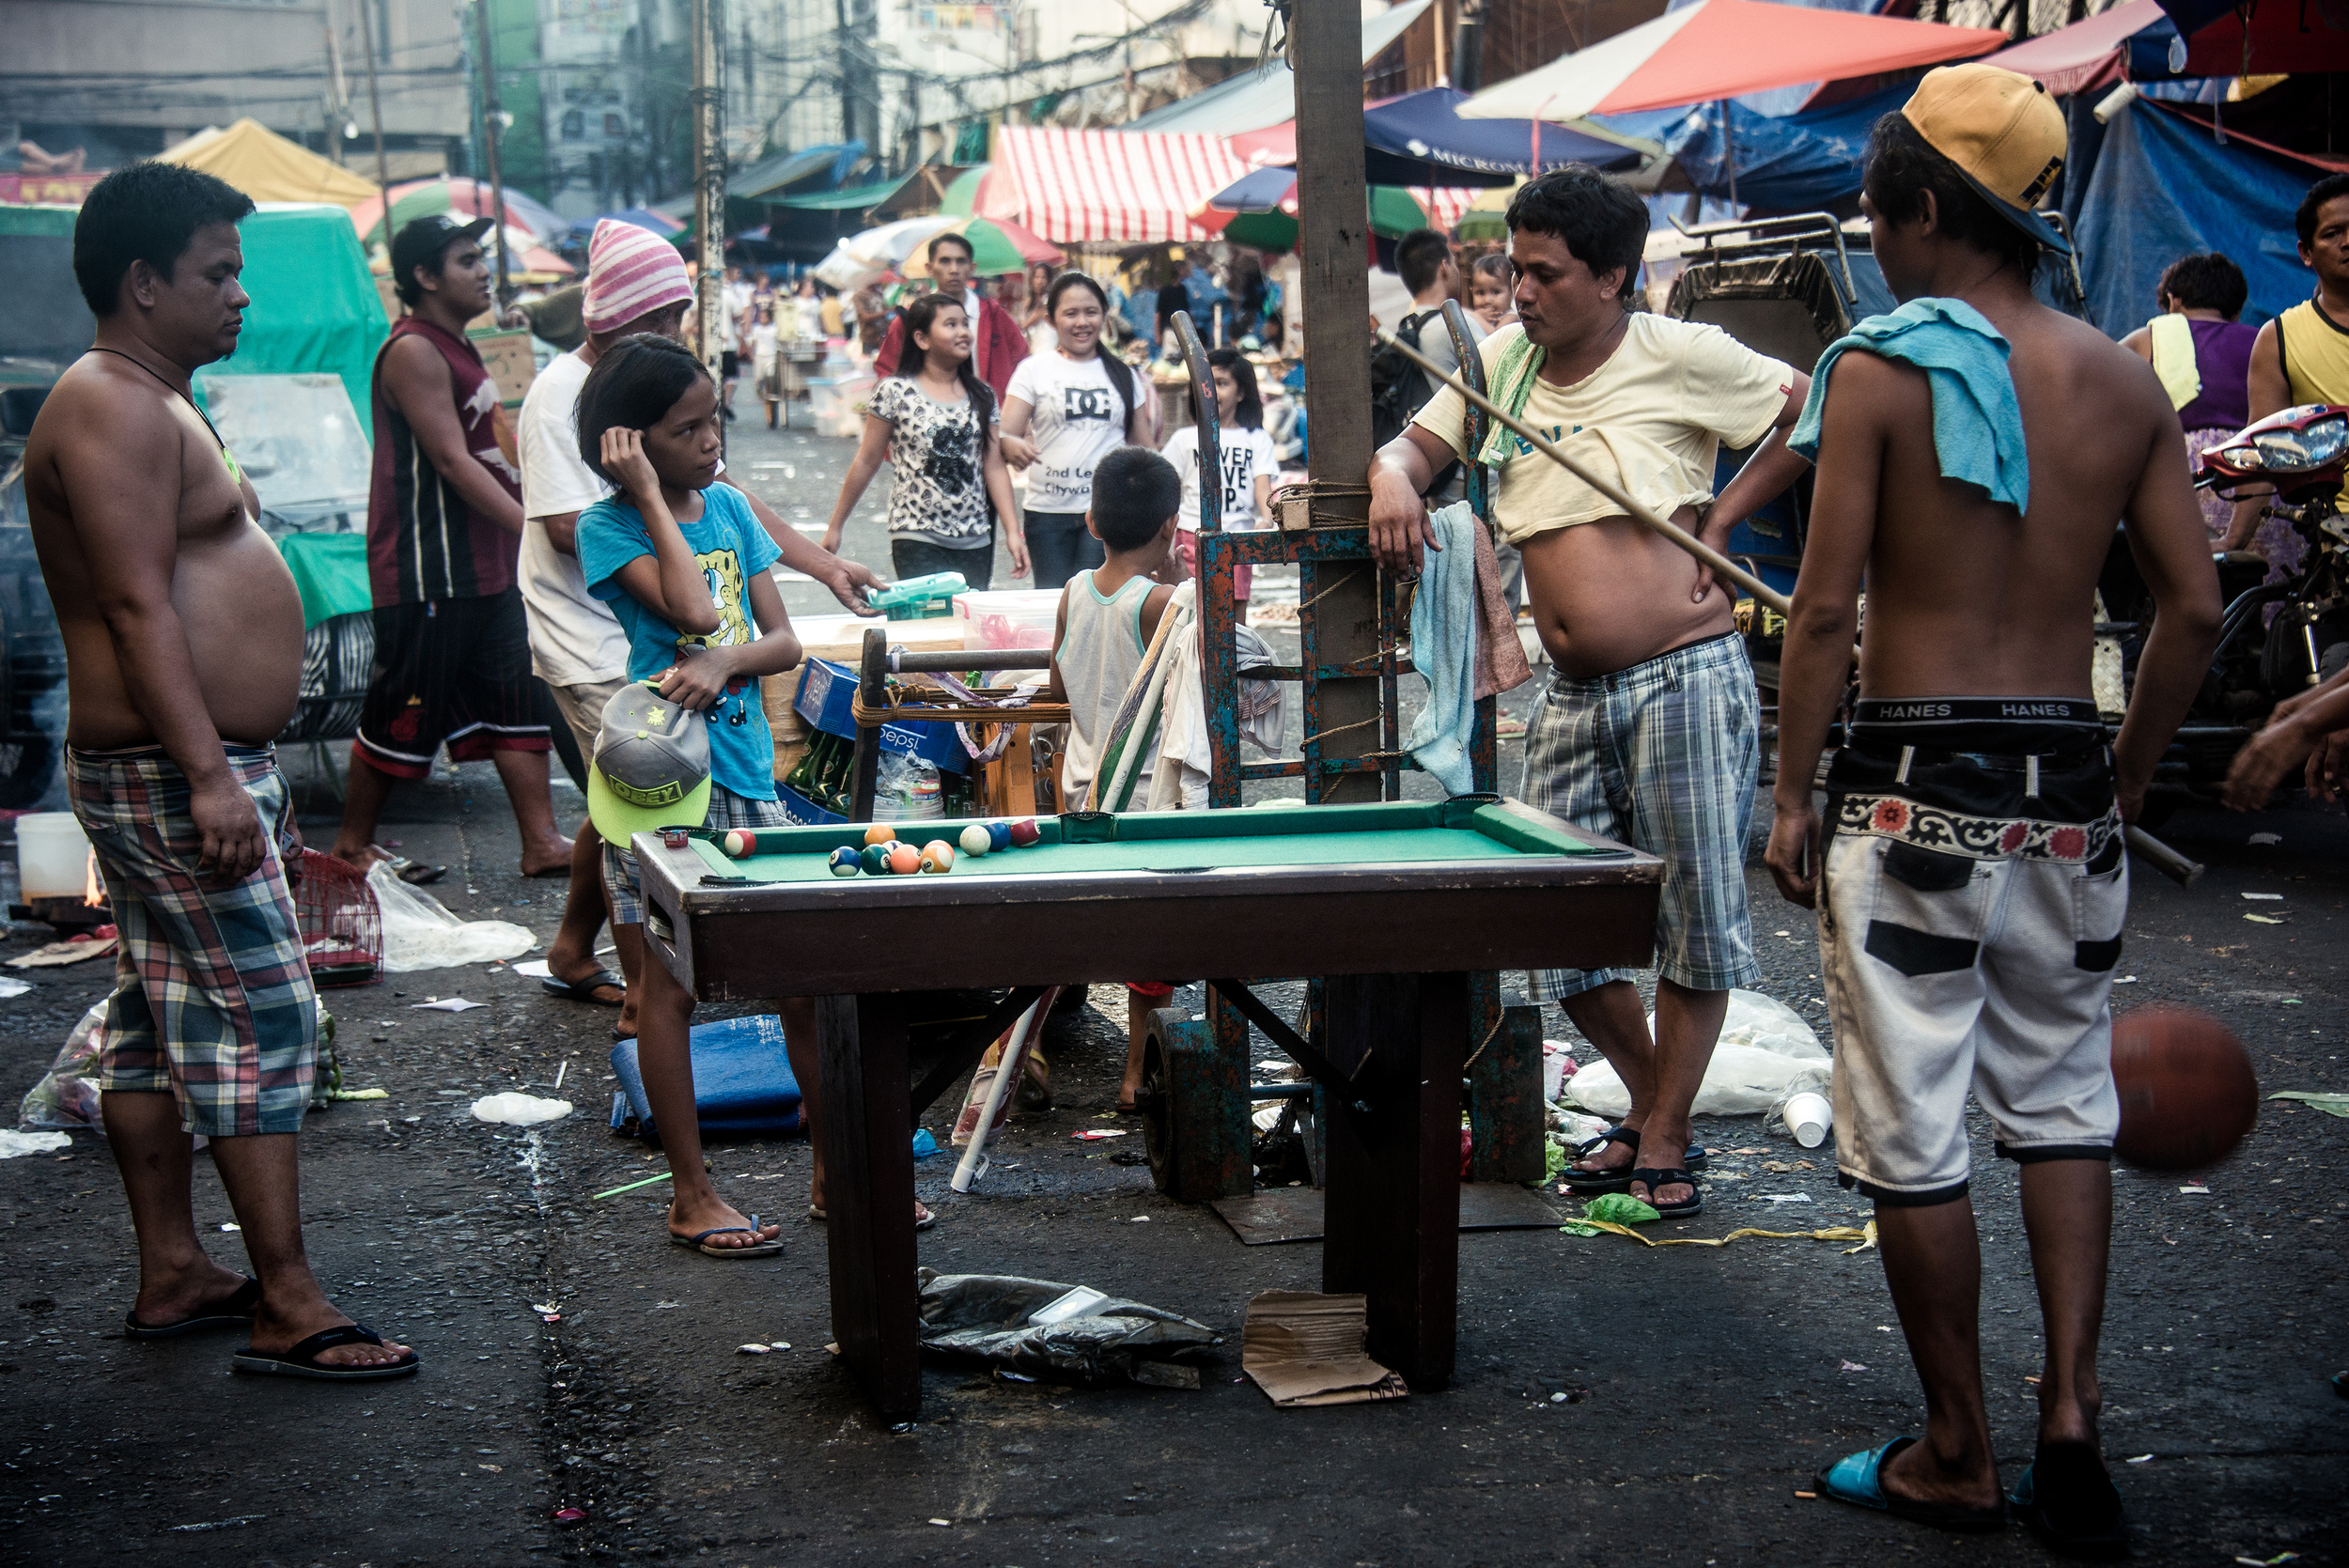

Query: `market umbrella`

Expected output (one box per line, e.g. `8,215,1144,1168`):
1192,179,1440,248
903,215,1065,278
1453,181,1519,243
350,177,568,249
2149,0,2349,74
1459,0,2006,121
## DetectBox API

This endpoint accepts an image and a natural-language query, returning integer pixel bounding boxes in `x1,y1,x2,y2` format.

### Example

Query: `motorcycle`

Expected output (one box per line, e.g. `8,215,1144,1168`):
2100,402,2349,821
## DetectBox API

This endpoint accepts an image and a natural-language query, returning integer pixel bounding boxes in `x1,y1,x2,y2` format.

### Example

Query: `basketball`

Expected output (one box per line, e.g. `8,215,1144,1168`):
2110,1006,2258,1171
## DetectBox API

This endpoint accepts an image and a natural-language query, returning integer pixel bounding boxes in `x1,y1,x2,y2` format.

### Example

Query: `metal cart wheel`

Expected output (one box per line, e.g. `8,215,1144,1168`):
1137,1006,1248,1203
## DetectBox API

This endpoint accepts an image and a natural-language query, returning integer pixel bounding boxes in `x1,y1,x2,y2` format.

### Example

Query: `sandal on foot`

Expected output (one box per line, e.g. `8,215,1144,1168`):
1815,1437,2006,1532
542,969,626,1006
1564,1126,1641,1192
125,1275,260,1339
1629,1167,1703,1219
671,1216,784,1259
232,1323,420,1381
2009,1442,2128,1559
379,853,446,887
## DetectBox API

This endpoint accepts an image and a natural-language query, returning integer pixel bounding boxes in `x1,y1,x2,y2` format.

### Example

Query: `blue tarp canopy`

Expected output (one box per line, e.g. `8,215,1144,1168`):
2074,100,2325,334
1363,87,1642,183
1597,82,1913,211
566,207,681,243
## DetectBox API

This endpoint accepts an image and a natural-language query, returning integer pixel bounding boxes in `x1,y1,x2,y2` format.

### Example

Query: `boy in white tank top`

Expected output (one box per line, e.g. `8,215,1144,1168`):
1046,445,1183,1109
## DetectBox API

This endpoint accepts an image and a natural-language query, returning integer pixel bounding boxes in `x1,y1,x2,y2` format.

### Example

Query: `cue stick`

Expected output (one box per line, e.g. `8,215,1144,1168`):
1370,328,2204,890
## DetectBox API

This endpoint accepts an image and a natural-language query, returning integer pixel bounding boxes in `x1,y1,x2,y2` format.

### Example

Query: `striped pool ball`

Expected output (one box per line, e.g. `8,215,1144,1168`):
919,840,954,874
957,823,992,858
1007,818,1041,847
723,829,755,858
863,822,897,847
827,846,861,877
987,821,1014,852
859,844,889,876
885,842,922,876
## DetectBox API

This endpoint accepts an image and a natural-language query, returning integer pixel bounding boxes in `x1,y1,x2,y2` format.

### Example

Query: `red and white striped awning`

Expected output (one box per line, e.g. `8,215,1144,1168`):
994,126,1250,245
1411,188,1479,233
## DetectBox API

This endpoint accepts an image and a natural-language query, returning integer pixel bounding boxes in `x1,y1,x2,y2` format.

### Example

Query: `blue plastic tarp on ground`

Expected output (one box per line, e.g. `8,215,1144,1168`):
2074,101,2317,334
1597,83,1913,211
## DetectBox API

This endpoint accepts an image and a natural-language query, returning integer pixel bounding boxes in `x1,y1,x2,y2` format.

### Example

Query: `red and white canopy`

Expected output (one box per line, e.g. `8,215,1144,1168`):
993,126,1251,245
1461,0,2006,121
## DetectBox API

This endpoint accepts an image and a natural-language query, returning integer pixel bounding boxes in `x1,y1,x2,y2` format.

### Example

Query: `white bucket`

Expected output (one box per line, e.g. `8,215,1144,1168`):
16,813,90,899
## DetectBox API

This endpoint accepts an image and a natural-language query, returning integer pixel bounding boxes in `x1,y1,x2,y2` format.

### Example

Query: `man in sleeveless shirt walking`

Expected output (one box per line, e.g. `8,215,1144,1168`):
329,214,571,881
2226,175,2349,566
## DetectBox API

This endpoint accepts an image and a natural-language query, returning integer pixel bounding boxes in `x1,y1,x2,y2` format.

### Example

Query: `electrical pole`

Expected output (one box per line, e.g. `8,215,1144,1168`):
359,0,391,195
474,0,513,303
692,0,726,448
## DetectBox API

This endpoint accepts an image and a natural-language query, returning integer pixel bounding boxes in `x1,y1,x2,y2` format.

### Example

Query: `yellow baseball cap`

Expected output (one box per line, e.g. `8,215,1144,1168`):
1901,63,2071,255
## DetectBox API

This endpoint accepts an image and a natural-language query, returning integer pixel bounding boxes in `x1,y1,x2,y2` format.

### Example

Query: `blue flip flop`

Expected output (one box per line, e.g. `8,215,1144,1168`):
2009,1442,2129,1560
1814,1437,2007,1533
670,1216,784,1259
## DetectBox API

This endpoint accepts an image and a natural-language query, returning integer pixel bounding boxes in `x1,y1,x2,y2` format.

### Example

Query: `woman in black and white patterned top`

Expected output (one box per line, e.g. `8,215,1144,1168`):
822,292,1025,589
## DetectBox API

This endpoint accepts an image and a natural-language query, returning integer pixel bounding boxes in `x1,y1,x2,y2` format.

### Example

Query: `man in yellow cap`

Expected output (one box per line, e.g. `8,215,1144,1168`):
1764,64,2221,1553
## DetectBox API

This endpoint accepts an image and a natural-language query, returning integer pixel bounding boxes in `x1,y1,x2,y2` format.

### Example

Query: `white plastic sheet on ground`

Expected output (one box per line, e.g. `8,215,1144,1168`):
0,1129,72,1158
367,861,536,972
1564,988,1830,1118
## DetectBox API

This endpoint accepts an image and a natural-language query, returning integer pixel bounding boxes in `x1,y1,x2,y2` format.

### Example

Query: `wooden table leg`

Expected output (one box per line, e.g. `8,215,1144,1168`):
816,991,922,1422
1319,971,1464,1390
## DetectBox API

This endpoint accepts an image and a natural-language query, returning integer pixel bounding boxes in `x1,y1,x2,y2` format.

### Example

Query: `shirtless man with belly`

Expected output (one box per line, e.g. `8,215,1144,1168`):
1369,165,1812,1220
23,162,413,1379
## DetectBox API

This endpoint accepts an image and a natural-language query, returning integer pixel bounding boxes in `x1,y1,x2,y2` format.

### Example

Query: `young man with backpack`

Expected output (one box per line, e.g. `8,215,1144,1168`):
1373,229,1486,504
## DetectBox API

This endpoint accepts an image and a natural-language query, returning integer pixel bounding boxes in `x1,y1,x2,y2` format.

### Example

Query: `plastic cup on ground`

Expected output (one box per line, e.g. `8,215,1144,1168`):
1784,1090,1832,1149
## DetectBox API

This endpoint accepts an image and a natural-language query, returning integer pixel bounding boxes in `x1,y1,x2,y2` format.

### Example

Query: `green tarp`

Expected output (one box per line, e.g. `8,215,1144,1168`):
277,532,372,629
194,204,387,432
772,178,912,211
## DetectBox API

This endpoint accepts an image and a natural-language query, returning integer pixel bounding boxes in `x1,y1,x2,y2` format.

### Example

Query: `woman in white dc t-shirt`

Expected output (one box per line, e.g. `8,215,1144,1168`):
1160,347,1276,616
1001,272,1151,589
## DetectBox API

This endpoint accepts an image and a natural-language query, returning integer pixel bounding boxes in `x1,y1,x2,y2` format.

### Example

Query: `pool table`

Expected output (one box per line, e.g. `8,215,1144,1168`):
634,796,1661,1421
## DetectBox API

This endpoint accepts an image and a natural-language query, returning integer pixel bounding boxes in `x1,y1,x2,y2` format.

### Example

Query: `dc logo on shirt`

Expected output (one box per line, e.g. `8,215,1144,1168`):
1064,387,1117,424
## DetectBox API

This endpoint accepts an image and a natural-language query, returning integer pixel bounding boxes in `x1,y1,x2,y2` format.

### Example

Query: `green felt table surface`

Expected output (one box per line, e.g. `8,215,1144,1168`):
683,800,1610,886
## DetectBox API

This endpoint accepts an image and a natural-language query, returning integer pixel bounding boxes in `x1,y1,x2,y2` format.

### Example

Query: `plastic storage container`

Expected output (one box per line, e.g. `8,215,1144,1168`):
953,588,1063,653
16,813,90,900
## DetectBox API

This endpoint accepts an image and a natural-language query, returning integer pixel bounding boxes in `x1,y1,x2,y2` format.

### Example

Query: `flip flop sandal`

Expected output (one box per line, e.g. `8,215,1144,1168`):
1629,1167,1703,1219
125,1275,260,1340
914,1205,937,1233
385,856,446,887
541,969,627,1006
671,1217,784,1259
1815,1437,2007,1533
232,1323,420,1381
1564,1126,1641,1191
2008,1442,2129,1559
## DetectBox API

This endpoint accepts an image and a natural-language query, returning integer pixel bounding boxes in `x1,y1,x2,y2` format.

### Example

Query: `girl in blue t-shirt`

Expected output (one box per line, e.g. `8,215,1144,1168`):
572,334,869,1256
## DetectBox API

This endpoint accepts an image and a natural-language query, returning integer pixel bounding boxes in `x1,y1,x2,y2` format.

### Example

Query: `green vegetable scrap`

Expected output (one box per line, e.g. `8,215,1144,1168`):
2268,1091,2349,1119
1583,1192,1662,1226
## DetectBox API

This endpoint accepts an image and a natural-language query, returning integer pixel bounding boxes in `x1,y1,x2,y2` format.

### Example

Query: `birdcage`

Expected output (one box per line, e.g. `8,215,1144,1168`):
294,847,381,987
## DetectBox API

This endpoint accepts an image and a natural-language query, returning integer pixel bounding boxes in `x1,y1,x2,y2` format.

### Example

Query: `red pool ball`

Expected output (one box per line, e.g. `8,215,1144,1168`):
1007,818,1041,847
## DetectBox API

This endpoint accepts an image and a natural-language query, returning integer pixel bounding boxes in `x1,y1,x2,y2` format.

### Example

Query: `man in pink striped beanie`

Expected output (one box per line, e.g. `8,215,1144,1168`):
513,216,884,1034
583,217,693,334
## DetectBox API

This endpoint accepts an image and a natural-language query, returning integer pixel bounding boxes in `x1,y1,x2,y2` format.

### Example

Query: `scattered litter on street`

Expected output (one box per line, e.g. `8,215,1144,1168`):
2248,832,2281,845
1242,1290,1407,1406
1840,1360,1867,1372
1582,1192,1661,1226
737,1343,771,1355
17,1001,105,1129
2242,892,2283,900
1760,1193,1812,1203
0,976,30,999
2179,1185,2211,1195
0,1128,71,1159
1563,1217,1878,1252
2126,1453,2153,1463
328,1087,388,1101
370,861,536,970
593,1172,675,1200
470,1092,572,1126
7,932,118,969
1071,1128,1128,1140
2246,914,2287,924
917,1269,1220,1388
2268,1092,2349,1118
412,996,486,1012
512,959,553,978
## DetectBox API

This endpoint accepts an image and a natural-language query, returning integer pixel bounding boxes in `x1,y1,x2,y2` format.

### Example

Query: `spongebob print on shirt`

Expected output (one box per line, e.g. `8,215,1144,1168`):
676,546,754,656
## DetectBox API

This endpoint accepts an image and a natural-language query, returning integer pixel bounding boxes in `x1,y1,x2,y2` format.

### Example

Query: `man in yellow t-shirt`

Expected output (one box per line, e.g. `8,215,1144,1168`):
1369,166,1812,1219
2228,172,2349,578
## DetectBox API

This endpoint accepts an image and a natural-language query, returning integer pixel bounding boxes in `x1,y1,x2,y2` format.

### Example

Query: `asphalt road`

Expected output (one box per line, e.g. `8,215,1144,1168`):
0,411,2341,1567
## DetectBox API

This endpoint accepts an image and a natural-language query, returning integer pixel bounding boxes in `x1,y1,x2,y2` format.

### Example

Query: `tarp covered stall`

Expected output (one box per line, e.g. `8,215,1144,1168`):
2074,99,2330,334
1983,0,2160,96
1230,88,1651,184
1596,82,1913,210
159,118,380,210
1123,0,1434,136
2142,0,2349,76
349,178,567,250
191,204,389,436
993,127,1251,243
0,204,97,370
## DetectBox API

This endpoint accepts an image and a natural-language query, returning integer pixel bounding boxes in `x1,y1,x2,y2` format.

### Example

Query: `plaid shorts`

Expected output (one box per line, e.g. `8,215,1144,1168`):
68,744,318,1137
1520,630,1761,1001
603,784,788,926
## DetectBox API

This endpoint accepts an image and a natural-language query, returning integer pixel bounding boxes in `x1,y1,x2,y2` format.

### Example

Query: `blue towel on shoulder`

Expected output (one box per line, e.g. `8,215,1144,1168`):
1406,502,1481,797
1788,297,2030,515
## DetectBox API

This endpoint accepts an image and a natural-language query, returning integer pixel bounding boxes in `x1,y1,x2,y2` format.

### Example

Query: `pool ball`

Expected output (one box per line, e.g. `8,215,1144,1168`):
827,846,860,877
723,829,754,858
863,822,896,847
885,843,922,876
987,821,1013,852
859,844,889,876
919,840,954,874
957,823,992,858
1007,818,1041,847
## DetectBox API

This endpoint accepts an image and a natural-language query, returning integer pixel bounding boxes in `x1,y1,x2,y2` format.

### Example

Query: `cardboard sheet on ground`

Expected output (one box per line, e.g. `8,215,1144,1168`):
1242,1291,1408,1406
1212,1181,1562,1245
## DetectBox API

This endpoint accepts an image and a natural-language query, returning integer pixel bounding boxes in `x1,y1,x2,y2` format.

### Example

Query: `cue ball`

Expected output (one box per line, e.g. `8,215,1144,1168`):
987,821,1012,852
827,846,860,877
885,843,922,876
920,840,954,873
723,829,754,858
859,844,889,876
958,823,992,858
863,823,896,846
1008,818,1041,847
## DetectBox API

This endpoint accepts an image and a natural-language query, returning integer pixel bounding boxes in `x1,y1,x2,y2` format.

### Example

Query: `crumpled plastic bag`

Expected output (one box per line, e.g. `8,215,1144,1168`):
18,1001,107,1130
916,1268,1221,1389
471,1092,573,1126
0,1129,72,1158
368,861,535,972
1565,988,1830,1118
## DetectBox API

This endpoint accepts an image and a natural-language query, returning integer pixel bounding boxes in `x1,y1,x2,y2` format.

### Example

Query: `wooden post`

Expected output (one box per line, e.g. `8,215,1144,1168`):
1292,0,1383,803
359,0,391,196
692,0,727,443
472,0,512,303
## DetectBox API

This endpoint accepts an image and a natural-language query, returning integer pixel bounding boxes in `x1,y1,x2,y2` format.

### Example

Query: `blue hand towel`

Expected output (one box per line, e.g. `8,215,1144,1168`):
1789,296,2030,515
1406,502,1481,797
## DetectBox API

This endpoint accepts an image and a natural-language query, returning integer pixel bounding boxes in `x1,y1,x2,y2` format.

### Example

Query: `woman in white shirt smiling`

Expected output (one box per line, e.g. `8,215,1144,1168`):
1000,272,1150,588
